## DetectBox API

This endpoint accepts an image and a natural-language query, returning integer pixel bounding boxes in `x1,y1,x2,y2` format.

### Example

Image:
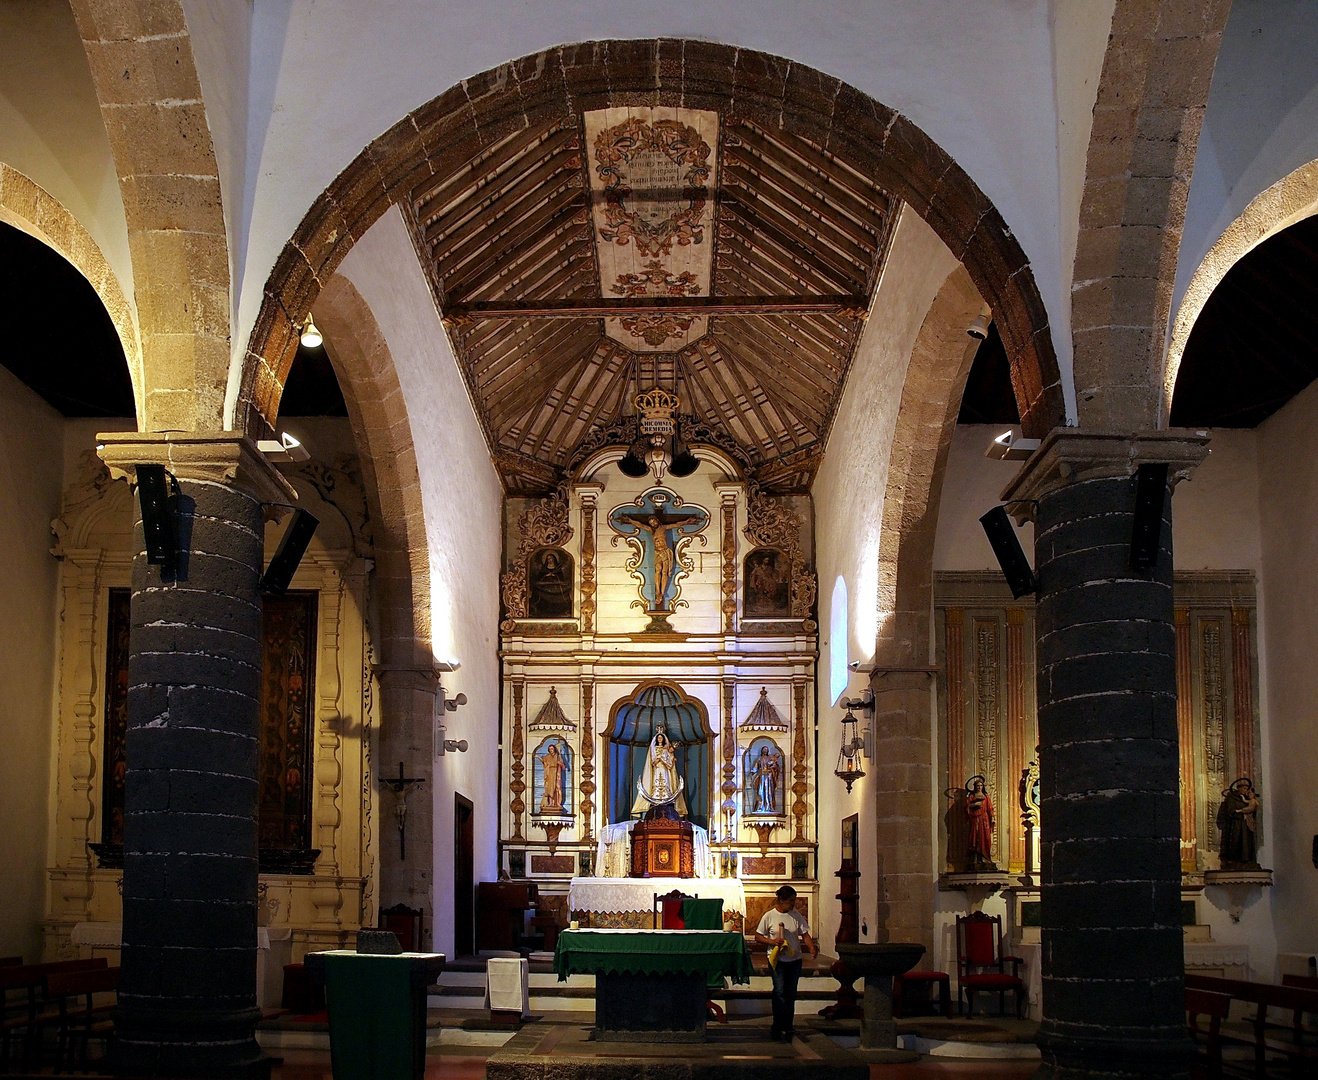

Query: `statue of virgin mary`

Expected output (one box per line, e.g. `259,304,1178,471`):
630,725,688,817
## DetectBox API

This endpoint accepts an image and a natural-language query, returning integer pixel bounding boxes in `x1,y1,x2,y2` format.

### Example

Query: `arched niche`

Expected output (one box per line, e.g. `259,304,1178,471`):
606,681,712,830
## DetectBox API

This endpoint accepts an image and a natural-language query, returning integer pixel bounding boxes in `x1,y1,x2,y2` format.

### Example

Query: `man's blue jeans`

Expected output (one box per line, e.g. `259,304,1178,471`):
770,957,802,1036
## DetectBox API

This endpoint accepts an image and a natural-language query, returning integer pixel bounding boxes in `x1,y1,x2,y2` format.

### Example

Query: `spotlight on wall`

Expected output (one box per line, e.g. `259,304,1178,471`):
980,505,1037,599
1130,462,1169,570
261,509,320,595
985,429,1041,461
299,314,323,349
136,464,178,567
257,431,312,464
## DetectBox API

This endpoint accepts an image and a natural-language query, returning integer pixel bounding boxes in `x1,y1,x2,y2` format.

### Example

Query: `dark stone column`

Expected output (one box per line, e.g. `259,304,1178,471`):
98,434,295,1078
1002,431,1208,1080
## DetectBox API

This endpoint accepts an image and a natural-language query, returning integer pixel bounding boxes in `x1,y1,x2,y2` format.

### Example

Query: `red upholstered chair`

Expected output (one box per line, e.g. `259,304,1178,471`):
955,912,1025,1017
655,889,692,929
379,903,424,952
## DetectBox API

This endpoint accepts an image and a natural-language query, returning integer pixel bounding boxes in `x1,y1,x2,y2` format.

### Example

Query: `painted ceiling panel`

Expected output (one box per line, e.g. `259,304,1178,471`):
410,107,896,494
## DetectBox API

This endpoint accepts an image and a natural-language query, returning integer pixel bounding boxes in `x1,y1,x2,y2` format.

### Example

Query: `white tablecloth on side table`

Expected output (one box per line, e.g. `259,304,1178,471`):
485,956,530,1017
567,877,746,917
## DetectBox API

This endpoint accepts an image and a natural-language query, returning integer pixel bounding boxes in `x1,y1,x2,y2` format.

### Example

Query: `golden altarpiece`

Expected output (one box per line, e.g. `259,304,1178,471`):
934,569,1265,981
499,446,819,933
40,433,378,994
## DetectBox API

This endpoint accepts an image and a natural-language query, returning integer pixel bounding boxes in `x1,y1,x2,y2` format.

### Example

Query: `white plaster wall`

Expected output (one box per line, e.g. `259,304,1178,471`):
336,207,503,959
1175,2,1318,320
933,425,1036,571
0,366,64,961
179,0,1089,424
0,0,133,301
1256,380,1318,964
812,208,959,951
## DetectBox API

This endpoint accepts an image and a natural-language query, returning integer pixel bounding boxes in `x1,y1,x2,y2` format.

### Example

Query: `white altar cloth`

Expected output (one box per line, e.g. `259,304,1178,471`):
567,876,746,917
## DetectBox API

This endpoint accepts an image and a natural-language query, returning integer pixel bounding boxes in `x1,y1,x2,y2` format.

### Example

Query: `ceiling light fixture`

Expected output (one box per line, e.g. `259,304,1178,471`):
299,314,323,349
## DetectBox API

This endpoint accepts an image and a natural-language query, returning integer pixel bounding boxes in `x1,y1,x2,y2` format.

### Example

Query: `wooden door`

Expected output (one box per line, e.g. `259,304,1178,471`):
454,794,474,957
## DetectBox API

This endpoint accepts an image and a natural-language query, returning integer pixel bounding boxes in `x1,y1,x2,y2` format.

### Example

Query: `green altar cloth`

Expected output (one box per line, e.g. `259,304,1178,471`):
553,929,752,984
305,950,445,1080
681,897,724,929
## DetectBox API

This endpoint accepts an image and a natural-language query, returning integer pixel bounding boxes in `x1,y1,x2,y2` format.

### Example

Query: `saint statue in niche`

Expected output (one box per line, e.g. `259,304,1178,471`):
1217,777,1261,868
532,736,572,818
965,775,998,871
631,724,688,817
748,744,783,815
538,743,567,814
744,548,791,617
528,547,574,618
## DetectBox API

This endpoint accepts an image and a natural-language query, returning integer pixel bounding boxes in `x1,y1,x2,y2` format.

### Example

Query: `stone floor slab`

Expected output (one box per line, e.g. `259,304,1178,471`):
485,1022,868,1080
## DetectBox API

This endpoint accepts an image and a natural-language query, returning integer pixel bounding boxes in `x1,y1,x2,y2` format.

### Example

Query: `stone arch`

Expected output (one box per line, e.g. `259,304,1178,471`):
868,261,987,954
236,40,1064,441
1164,158,1318,421
310,273,436,915
69,0,229,432
1070,0,1231,431
0,163,143,421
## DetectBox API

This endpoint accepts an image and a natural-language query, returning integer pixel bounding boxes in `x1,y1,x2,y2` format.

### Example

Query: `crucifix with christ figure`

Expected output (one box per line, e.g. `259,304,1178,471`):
608,489,710,631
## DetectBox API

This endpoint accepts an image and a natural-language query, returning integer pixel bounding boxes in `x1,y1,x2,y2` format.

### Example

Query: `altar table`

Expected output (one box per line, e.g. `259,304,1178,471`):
553,929,752,1040
567,876,746,927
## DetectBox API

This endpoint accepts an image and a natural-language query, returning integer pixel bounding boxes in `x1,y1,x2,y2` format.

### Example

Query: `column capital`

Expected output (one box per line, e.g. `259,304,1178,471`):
1000,428,1210,522
97,431,297,506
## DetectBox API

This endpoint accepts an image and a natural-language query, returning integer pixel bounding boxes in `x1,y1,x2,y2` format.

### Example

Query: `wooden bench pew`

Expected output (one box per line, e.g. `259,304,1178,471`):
0,958,108,1068
43,966,119,1072
1186,974,1318,1078
1188,986,1232,1080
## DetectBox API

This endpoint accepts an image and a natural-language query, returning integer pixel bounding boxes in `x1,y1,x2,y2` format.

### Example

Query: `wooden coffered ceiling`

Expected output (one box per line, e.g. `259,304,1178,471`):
408,109,896,494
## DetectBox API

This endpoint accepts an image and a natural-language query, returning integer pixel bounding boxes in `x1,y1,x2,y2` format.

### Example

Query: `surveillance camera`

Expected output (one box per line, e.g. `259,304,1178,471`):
967,314,990,340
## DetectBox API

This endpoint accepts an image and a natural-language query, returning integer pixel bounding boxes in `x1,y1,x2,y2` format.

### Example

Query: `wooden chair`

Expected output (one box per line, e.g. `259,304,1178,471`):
954,912,1024,1017
44,966,118,1073
0,959,107,1070
1187,986,1231,1080
379,903,424,952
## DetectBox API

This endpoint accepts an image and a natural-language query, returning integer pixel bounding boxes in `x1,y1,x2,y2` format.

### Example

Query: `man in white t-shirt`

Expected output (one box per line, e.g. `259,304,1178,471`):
753,885,817,1041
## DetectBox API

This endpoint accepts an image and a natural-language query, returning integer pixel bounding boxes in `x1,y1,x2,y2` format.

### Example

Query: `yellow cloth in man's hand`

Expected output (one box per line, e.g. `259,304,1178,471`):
767,944,783,969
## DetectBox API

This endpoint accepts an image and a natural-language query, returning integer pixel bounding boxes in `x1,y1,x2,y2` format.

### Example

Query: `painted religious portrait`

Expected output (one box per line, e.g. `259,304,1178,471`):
744,547,791,617
527,547,574,618
608,489,709,615
533,736,573,818
743,737,785,818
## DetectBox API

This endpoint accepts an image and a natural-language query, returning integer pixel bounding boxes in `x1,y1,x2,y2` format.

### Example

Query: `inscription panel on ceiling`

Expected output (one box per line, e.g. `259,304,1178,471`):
584,108,720,353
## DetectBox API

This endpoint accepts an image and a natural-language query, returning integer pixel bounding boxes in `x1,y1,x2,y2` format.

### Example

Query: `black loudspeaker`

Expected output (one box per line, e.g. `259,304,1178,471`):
261,509,320,595
137,464,177,566
980,505,1037,599
1130,462,1169,569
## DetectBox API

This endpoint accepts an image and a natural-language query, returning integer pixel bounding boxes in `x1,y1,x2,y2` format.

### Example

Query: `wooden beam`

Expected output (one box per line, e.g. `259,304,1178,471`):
442,294,869,324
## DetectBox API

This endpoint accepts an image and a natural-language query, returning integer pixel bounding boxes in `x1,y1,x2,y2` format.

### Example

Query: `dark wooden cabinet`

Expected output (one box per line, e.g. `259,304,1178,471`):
475,881,538,951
